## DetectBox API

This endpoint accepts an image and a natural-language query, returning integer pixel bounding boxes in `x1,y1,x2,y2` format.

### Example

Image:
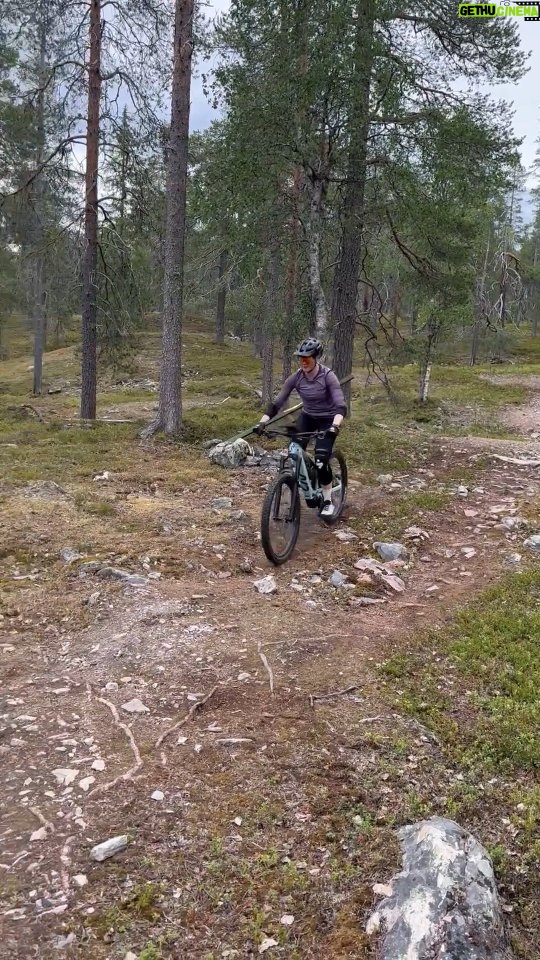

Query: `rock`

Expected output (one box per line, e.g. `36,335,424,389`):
61,547,84,564
380,572,406,593
121,698,149,714
90,835,129,862
374,542,408,562
366,817,512,960
239,560,253,574
78,561,103,576
73,874,88,888
335,527,358,542
212,497,233,510
456,484,469,497
53,933,77,949
329,569,348,588
209,439,253,469
124,953,138,960
92,758,106,771
355,557,384,573
93,470,111,481
259,937,278,954
97,567,148,586
22,480,68,500
30,827,48,842
524,534,540,552
377,474,393,485
350,597,387,607
230,510,247,521
404,526,429,542
501,516,525,531
79,776,95,792
151,790,164,801
202,438,222,449
52,768,78,786
280,914,295,926
253,575,277,595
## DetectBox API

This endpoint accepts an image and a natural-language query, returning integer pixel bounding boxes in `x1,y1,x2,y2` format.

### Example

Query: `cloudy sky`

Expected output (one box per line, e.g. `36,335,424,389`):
190,4,540,183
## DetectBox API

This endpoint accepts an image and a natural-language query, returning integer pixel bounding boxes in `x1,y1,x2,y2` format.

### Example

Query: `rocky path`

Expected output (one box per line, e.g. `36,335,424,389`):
2,408,540,957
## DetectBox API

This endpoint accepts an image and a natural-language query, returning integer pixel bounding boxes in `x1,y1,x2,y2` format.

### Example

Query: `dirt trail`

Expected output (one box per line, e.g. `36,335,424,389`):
2,384,540,958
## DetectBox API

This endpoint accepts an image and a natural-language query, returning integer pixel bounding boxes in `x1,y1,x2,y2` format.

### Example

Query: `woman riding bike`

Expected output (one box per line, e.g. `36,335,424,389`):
255,337,346,517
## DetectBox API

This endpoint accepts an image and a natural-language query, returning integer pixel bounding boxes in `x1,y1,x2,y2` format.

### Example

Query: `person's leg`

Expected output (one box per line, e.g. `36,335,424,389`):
294,412,315,451
314,419,336,512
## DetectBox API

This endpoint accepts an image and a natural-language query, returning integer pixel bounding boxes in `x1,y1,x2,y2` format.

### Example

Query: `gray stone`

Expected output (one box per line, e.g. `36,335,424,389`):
121,698,149,714
212,497,233,510
367,817,513,959
53,933,77,949
209,439,253,468
78,561,103,576
230,510,248,521
524,534,540,553
374,542,408,562
97,567,148,586
61,547,84,564
202,438,222,449
329,570,348,588
90,835,129,862
377,474,393,485
253,575,277,595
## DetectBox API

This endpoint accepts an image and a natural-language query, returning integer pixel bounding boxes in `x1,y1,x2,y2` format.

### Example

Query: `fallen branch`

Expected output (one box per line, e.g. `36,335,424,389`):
258,642,274,696
309,684,358,708
30,807,55,834
492,454,540,467
87,695,143,799
60,836,74,895
155,684,219,749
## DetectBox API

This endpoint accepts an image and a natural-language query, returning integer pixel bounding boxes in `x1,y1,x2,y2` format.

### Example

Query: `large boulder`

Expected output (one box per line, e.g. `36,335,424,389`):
367,817,513,960
208,438,253,468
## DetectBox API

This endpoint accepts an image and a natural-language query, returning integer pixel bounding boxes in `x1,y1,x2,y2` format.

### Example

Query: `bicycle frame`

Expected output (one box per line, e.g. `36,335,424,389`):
284,441,320,501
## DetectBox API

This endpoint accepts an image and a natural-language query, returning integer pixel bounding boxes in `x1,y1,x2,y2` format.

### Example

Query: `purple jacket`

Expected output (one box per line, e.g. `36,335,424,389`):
266,365,347,419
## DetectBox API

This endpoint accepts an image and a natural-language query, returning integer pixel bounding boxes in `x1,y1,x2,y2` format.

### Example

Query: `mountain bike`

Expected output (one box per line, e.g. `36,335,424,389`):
256,426,348,565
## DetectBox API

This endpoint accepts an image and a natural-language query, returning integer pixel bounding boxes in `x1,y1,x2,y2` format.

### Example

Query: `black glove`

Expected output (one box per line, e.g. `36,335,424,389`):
254,423,267,436
327,425,339,436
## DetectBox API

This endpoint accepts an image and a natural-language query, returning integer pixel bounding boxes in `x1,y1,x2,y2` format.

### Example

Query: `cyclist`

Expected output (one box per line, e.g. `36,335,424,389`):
255,337,346,517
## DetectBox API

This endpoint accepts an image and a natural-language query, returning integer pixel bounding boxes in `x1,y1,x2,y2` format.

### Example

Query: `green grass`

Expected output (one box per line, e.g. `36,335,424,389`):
381,570,540,772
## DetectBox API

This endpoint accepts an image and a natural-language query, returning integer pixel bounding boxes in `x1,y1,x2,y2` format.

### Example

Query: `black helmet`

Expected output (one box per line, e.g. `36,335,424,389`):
294,337,323,358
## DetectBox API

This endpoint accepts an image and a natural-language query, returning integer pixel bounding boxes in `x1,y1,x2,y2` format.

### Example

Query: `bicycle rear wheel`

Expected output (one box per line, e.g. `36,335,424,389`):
261,474,301,565
320,449,348,525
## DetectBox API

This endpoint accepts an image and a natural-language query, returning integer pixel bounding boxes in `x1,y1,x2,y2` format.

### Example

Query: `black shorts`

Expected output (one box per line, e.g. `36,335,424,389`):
295,412,335,460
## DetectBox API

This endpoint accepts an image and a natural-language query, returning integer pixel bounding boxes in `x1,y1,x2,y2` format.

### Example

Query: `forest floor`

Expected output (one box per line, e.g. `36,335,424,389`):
1,328,540,959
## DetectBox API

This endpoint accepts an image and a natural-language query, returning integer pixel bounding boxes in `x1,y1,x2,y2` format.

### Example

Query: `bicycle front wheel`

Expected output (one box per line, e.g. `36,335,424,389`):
261,474,301,565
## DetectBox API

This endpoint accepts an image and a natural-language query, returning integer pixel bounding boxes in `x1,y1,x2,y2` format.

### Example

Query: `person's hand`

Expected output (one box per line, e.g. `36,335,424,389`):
254,422,267,436
327,425,339,436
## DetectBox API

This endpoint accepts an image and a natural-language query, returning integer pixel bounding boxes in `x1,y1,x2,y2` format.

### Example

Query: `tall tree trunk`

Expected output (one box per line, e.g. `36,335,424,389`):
471,236,490,366
215,248,228,345
32,5,47,397
304,165,329,338
150,0,194,436
418,315,439,402
261,247,279,407
282,166,302,379
330,0,375,405
80,0,102,420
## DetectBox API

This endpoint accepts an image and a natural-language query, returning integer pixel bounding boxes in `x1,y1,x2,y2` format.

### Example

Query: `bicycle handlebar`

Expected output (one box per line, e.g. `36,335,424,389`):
258,427,328,440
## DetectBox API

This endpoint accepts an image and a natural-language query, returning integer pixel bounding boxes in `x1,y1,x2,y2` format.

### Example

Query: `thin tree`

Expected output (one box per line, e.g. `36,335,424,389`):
144,0,194,436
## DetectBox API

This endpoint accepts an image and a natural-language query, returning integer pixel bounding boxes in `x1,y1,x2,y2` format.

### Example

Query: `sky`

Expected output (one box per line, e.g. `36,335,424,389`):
190,3,540,185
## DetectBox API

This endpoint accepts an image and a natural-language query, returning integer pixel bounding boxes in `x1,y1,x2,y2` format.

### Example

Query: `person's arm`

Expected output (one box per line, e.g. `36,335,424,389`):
259,372,299,425
327,372,347,430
